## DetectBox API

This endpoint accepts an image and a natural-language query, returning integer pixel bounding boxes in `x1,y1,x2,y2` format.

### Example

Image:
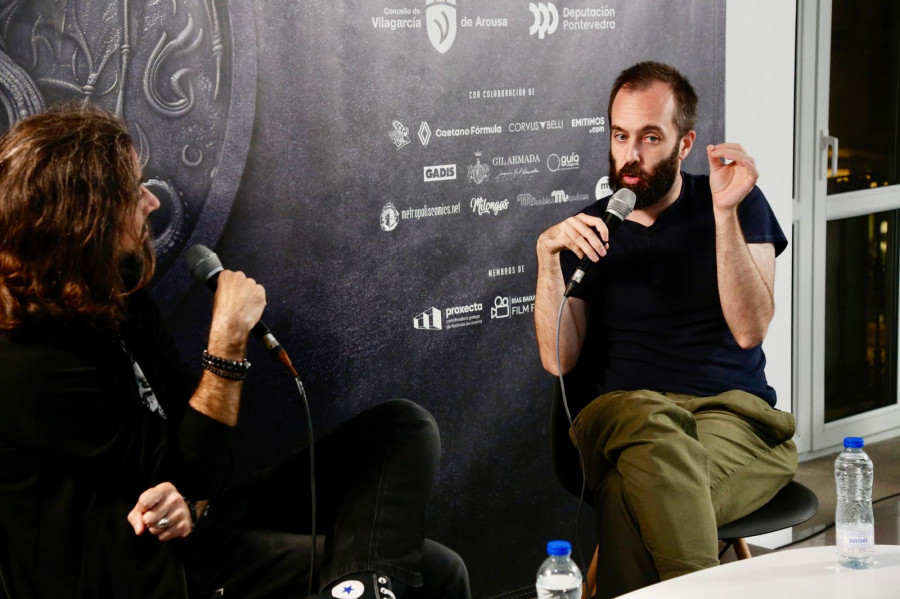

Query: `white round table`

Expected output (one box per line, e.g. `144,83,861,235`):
617,545,900,598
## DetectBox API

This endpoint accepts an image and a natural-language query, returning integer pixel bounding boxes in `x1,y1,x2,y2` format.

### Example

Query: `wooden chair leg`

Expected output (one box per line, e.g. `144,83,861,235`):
582,545,598,599
734,538,752,560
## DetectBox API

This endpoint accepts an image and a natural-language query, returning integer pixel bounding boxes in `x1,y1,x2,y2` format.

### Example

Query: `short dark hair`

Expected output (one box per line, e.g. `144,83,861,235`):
0,102,154,332
607,61,698,137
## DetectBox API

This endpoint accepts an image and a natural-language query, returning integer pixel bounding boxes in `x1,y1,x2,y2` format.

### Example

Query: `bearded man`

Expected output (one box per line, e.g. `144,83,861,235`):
533,61,797,598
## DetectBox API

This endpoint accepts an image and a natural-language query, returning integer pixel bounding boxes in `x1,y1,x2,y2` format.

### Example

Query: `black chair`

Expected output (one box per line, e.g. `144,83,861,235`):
716,479,819,560
550,368,818,595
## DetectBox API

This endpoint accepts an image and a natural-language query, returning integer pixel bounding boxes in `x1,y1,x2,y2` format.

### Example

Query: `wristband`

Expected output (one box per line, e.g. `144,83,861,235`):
202,362,248,380
183,497,209,529
202,349,251,380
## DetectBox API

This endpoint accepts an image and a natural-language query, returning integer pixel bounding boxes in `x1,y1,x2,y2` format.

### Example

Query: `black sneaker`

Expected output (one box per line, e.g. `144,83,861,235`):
374,575,396,599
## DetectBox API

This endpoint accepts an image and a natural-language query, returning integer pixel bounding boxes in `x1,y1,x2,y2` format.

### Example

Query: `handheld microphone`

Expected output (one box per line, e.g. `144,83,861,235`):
563,187,636,298
184,244,298,377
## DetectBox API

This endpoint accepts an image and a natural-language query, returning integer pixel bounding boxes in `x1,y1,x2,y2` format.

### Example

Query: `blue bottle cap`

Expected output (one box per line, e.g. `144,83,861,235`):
547,540,572,556
843,437,864,448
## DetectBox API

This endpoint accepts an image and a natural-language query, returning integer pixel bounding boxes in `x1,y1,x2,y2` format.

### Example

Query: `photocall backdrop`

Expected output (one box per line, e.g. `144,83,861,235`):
0,1,725,595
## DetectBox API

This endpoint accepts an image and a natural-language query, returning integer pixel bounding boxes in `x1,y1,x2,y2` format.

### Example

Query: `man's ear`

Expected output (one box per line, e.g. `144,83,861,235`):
679,130,697,161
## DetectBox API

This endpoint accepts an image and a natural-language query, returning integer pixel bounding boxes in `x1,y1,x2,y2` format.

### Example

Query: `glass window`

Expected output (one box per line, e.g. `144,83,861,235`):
827,0,900,194
824,211,899,422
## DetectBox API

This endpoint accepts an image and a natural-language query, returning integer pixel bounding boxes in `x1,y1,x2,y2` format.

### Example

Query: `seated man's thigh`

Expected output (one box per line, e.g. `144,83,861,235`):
689,391,797,525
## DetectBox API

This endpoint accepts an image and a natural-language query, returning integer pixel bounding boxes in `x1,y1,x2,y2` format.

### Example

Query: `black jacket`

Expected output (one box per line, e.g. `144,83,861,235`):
0,290,233,598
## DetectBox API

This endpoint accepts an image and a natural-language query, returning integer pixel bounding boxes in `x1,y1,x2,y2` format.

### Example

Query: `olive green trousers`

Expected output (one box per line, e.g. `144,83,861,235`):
570,389,797,598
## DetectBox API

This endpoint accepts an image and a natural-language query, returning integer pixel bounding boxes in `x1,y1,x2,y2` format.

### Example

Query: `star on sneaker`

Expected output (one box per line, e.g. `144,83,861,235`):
330,579,365,599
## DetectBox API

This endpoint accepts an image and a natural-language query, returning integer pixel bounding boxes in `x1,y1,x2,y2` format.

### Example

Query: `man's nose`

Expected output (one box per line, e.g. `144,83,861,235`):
143,187,161,214
624,139,640,163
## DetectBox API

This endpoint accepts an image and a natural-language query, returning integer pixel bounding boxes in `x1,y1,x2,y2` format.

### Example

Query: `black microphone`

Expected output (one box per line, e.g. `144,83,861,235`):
563,187,637,298
185,244,298,377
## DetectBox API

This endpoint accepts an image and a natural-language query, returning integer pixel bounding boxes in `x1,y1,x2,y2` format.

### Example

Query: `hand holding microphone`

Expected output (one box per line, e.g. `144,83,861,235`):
208,270,267,345
185,245,298,377
563,188,636,297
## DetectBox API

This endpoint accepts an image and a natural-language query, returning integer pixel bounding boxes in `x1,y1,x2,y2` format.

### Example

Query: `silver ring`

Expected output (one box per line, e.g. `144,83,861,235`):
155,516,170,529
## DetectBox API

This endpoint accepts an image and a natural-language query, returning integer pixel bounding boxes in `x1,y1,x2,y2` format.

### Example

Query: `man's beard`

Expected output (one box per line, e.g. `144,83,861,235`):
119,221,157,291
609,142,681,210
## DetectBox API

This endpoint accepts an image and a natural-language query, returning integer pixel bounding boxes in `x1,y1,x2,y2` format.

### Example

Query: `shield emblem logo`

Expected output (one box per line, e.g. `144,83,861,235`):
467,151,490,184
426,0,457,54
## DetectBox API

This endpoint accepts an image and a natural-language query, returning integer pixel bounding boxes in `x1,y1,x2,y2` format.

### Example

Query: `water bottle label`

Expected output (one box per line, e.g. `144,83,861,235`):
836,525,874,555
536,587,581,599
536,574,581,599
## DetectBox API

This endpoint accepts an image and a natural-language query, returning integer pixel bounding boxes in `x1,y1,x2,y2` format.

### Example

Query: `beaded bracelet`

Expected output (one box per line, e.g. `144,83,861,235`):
202,349,251,380
183,496,210,530
202,363,247,380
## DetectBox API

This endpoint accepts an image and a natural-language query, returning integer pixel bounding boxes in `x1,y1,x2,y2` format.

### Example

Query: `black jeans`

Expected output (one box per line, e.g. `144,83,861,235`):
184,399,470,599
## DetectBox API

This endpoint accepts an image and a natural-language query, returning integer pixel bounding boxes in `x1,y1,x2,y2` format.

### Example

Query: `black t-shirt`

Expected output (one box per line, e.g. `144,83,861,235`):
560,173,787,406
0,290,230,599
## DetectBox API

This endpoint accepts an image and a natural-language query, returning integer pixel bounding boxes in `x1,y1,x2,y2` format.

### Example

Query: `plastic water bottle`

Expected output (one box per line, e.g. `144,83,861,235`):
535,540,582,599
834,436,875,569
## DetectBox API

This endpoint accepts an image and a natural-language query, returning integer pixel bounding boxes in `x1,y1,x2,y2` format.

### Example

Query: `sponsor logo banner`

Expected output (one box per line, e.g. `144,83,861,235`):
380,202,400,231
470,196,510,216
418,121,432,146
571,116,606,134
389,120,411,149
561,6,617,31
528,3,618,37
413,307,443,330
516,190,592,207
547,152,580,172
508,120,563,133
460,15,510,29
529,2,559,39
372,8,423,31
434,124,503,138
492,154,540,167
424,164,457,182
414,302,484,330
380,201,462,231
426,0,457,53
596,175,613,199
494,166,539,182
467,151,491,184
400,202,462,220
414,294,534,331
491,294,536,319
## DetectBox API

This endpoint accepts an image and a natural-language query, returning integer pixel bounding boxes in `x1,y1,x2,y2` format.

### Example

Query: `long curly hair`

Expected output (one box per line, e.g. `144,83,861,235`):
0,102,155,333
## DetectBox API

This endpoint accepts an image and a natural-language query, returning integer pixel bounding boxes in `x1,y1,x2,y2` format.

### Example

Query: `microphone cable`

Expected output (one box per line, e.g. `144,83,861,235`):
291,374,318,599
242,326,317,597
245,329,317,596
250,343,317,597
555,294,590,580
183,245,318,595
554,189,634,574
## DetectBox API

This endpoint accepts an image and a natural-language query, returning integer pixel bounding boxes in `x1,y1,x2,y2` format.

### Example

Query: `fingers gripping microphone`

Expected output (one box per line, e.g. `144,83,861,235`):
185,244,298,377
563,188,637,298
